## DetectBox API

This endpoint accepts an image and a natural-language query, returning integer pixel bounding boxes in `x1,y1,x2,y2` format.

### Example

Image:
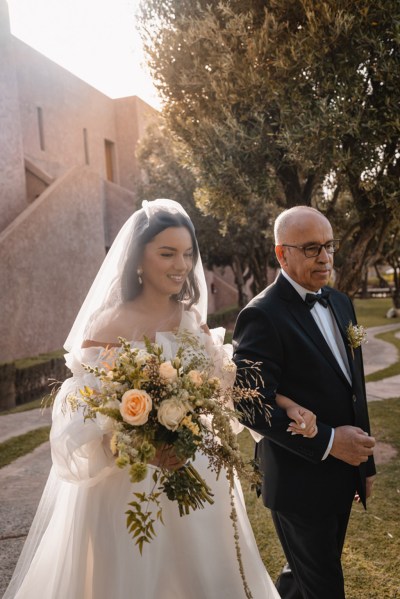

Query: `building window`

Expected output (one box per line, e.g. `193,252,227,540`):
104,139,115,182
37,107,45,151
83,128,90,165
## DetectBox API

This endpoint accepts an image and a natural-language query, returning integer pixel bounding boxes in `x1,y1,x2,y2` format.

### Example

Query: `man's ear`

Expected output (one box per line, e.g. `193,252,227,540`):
275,245,287,267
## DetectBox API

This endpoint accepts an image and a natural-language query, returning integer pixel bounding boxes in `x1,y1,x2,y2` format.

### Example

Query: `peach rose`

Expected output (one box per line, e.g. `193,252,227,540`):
120,389,152,426
159,361,178,382
187,369,203,386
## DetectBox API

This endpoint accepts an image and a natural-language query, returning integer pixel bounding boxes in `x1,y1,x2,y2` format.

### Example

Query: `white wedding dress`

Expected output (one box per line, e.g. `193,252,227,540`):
4,312,280,599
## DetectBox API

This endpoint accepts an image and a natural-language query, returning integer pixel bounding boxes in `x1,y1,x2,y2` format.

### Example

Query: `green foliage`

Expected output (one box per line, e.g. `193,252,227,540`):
139,0,400,296
135,122,273,302
161,462,215,516
13,349,65,369
126,486,163,553
207,305,240,329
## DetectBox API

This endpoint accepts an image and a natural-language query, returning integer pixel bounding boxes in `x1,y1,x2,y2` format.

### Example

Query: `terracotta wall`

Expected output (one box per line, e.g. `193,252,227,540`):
114,96,158,191
0,2,27,231
0,166,105,362
14,39,118,183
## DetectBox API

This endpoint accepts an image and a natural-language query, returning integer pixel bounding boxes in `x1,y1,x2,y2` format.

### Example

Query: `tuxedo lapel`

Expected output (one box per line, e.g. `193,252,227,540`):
276,275,352,387
327,295,356,382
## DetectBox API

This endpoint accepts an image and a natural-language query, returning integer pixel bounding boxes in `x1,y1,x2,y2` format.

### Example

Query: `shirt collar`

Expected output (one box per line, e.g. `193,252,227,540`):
281,269,321,301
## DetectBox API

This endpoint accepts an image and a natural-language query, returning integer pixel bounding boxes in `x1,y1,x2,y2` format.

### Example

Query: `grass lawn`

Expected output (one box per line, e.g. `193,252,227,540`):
0,427,50,468
239,398,400,599
353,297,394,329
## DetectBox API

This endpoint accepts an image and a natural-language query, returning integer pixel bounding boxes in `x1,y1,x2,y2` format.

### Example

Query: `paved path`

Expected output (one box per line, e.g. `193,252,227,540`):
363,323,400,401
0,407,52,443
0,322,399,595
362,323,400,376
0,443,51,595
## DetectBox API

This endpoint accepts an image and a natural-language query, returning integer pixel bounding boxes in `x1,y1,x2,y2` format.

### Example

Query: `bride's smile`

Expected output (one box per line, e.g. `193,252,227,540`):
139,226,194,297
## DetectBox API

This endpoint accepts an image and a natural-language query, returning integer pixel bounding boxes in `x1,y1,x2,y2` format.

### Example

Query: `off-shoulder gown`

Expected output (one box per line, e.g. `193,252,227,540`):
4,311,280,599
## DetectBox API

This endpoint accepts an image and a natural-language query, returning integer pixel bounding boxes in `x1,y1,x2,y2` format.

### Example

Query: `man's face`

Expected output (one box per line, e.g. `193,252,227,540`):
275,213,334,292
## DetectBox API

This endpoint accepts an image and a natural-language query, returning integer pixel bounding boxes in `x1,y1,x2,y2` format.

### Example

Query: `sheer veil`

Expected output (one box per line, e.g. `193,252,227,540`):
3,199,210,599
64,199,208,353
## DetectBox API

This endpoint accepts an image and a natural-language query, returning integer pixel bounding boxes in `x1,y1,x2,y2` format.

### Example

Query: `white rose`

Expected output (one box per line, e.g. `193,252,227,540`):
159,361,178,382
157,398,188,431
120,389,152,426
135,349,151,367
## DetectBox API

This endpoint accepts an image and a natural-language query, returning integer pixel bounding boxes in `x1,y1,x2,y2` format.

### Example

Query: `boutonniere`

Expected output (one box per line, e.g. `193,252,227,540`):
346,322,367,359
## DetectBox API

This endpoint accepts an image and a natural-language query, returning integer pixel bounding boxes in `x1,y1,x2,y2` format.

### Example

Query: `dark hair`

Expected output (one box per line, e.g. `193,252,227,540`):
120,208,200,308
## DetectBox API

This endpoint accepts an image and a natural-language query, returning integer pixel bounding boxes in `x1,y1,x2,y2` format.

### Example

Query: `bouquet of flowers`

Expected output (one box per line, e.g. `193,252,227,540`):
68,331,263,557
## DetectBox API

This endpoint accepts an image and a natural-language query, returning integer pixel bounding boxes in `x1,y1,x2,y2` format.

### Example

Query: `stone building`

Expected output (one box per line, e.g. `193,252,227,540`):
0,1,239,366
0,0,158,363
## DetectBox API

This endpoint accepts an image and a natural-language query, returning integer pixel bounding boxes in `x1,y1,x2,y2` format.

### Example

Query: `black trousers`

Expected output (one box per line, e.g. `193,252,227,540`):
271,509,351,599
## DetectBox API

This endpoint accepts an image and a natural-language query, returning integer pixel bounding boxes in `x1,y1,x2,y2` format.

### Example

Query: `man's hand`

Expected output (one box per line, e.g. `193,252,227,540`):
330,425,375,466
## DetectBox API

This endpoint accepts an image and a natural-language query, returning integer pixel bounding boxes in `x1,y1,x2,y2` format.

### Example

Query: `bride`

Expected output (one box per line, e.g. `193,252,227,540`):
4,199,315,599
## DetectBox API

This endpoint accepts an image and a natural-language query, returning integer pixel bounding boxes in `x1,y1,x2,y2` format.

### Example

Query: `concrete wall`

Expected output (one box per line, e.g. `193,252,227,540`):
0,166,105,362
0,1,27,231
24,158,54,203
205,268,239,314
14,38,118,182
114,96,158,191
103,179,139,248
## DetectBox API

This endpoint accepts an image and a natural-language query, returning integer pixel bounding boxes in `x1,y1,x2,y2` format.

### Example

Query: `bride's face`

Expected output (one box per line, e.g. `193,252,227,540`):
139,226,194,297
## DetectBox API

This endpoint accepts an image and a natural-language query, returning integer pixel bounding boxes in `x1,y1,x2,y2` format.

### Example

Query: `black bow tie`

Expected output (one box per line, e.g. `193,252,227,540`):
304,289,330,309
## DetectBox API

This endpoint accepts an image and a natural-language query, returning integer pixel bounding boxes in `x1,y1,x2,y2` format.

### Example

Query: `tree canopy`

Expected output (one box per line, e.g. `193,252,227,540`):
135,121,275,304
139,0,400,296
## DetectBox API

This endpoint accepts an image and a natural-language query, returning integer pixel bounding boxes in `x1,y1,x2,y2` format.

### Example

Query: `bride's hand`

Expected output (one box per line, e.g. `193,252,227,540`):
286,406,318,438
149,444,187,471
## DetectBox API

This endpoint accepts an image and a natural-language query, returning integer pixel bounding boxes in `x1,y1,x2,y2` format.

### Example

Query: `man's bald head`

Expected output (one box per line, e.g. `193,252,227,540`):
274,206,334,291
274,206,331,245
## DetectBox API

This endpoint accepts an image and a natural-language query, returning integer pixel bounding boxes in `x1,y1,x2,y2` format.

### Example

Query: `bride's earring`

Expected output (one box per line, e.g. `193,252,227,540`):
137,268,143,285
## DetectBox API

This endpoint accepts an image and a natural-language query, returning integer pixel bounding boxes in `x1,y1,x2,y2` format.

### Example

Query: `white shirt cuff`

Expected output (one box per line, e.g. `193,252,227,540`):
322,428,335,460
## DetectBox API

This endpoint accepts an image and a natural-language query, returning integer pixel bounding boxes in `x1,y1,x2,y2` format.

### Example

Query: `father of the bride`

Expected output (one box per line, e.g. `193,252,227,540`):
233,206,376,599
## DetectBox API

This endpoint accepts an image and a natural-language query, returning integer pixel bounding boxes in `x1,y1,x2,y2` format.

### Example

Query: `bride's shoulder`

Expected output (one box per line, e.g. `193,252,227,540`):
82,302,139,348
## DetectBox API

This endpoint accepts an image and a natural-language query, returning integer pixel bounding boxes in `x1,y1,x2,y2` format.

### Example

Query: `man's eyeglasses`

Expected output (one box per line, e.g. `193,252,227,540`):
281,240,340,258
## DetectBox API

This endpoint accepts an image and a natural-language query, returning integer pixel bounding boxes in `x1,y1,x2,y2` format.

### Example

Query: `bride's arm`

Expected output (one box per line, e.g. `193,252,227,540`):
276,394,317,438
275,394,318,438
50,347,117,487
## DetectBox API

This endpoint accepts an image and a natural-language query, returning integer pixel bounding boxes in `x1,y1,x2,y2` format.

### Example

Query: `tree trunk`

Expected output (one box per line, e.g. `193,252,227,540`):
391,265,400,309
231,255,249,308
335,220,383,297
249,248,269,296
359,267,368,299
374,264,388,289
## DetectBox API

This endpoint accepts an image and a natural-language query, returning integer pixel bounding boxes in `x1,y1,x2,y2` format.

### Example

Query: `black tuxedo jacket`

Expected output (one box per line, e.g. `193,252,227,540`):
233,273,376,516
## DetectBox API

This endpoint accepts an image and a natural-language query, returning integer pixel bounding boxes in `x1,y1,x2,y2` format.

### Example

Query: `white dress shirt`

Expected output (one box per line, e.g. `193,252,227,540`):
281,270,352,459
